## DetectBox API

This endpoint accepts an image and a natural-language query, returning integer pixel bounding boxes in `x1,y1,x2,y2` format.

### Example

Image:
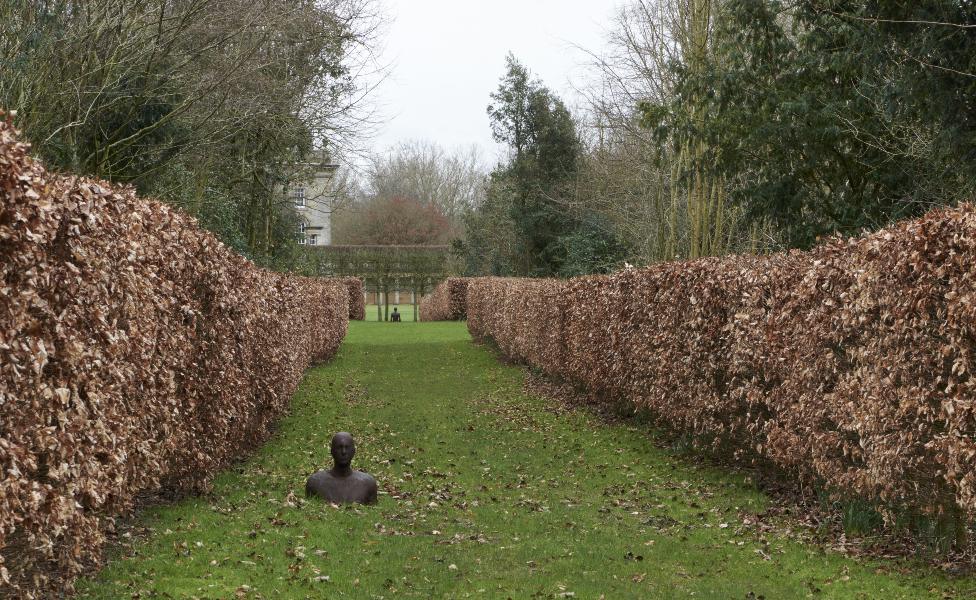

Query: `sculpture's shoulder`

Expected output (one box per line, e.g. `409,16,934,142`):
305,469,334,496
353,470,377,486
353,470,378,504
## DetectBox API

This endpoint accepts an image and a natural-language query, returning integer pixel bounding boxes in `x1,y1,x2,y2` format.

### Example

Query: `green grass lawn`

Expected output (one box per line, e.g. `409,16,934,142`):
364,304,420,322
78,322,974,599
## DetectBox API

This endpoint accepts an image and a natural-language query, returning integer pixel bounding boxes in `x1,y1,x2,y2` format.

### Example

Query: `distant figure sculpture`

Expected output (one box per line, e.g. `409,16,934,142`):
305,432,378,505
391,307,401,322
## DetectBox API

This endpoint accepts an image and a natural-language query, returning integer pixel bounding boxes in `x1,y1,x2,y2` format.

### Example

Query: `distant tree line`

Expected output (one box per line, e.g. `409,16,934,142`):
458,0,976,276
0,0,383,269
332,141,485,247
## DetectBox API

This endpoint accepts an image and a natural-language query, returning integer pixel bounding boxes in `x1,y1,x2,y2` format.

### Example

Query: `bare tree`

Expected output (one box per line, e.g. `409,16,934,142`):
573,0,767,265
367,140,487,225
329,140,489,245
0,0,388,263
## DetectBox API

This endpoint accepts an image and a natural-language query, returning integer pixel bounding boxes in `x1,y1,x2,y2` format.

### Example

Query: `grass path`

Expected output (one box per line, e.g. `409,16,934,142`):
364,304,420,322
79,322,974,599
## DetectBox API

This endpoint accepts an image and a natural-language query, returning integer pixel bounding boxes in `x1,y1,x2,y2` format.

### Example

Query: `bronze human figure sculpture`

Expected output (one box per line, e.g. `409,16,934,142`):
305,432,378,505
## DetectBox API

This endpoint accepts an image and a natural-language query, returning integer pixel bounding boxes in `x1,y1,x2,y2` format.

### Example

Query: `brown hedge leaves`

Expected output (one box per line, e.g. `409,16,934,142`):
467,206,976,528
342,277,366,320
0,116,348,598
419,278,469,321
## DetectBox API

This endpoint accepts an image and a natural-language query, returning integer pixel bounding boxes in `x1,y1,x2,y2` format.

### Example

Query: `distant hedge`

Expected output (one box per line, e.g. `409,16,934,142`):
0,116,349,598
419,278,470,321
467,206,976,532
343,276,366,320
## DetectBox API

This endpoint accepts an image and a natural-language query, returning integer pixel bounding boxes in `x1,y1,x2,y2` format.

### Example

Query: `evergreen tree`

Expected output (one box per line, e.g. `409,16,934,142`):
479,55,623,276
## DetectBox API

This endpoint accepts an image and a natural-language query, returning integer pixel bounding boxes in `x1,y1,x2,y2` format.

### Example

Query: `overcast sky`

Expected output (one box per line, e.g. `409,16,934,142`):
367,0,621,163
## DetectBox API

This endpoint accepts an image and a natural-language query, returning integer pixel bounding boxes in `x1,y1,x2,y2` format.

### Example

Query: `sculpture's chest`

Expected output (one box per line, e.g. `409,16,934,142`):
306,471,374,504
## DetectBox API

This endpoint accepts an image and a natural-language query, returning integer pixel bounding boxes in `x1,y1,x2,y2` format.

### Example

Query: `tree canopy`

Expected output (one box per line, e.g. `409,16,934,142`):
650,0,976,248
0,0,382,267
334,195,452,246
462,55,626,277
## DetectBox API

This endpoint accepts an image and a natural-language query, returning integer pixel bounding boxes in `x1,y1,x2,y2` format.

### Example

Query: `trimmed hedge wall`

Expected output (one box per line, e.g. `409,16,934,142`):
419,278,470,321
467,205,976,529
343,276,366,320
0,117,349,597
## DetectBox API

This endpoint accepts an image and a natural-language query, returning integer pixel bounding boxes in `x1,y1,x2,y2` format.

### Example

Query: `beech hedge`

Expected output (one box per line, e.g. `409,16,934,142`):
343,276,366,320
0,116,349,598
419,278,469,321
467,206,976,528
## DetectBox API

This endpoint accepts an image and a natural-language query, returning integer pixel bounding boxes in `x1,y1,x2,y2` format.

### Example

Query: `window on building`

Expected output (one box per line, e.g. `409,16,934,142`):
291,187,306,207
297,221,307,244
307,234,319,246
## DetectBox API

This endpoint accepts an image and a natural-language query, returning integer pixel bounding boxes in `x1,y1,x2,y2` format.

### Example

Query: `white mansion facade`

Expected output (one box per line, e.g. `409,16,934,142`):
286,151,340,246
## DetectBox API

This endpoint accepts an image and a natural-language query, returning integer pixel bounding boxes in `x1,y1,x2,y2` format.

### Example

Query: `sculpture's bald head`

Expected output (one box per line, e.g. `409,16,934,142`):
330,432,356,468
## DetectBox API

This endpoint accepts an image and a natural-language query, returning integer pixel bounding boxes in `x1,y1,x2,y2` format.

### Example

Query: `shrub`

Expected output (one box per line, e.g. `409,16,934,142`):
419,278,470,321
467,206,976,532
0,116,349,598
343,277,366,320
